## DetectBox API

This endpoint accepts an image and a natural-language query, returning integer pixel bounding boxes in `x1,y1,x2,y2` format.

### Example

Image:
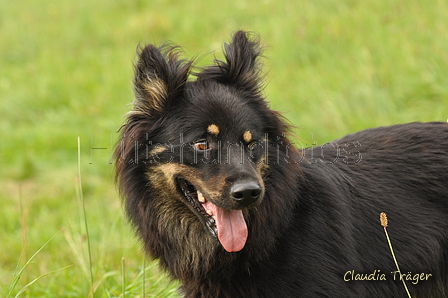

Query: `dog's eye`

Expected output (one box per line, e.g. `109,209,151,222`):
194,141,210,151
248,141,257,149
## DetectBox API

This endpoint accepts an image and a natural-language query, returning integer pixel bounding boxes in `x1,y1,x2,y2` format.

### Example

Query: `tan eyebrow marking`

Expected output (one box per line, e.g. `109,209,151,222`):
207,124,220,135
243,130,252,143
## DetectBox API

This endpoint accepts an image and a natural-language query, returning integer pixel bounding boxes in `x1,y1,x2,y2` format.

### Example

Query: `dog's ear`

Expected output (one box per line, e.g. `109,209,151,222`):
197,31,263,97
132,44,191,116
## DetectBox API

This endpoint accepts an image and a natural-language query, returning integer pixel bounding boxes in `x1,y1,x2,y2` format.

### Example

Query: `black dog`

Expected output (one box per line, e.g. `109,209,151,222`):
115,31,448,297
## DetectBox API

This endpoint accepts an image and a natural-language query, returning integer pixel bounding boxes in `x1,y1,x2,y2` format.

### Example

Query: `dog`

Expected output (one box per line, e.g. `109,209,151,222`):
114,31,448,297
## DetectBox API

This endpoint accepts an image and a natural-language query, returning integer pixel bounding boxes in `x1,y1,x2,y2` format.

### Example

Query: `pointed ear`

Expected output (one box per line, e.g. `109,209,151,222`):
132,44,192,116
197,31,264,96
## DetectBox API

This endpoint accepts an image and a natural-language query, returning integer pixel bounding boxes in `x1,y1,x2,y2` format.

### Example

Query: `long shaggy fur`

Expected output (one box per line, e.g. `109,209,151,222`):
115,31,448,298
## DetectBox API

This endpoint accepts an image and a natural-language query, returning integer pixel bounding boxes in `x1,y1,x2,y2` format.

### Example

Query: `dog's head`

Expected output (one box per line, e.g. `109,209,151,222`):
115,31,291,255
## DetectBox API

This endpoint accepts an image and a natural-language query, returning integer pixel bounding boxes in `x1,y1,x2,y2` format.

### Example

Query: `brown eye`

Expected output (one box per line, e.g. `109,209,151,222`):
248,140,257,149
194,141,210,151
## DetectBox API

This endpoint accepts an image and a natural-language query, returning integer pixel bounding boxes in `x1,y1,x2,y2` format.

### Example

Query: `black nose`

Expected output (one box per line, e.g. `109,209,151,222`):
231,181,262,207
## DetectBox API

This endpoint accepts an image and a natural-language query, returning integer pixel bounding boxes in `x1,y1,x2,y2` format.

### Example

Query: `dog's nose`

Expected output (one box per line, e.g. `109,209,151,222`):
231,181,262,207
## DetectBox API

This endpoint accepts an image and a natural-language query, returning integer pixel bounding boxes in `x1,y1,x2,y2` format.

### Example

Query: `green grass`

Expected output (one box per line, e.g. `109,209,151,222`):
1,0,447,296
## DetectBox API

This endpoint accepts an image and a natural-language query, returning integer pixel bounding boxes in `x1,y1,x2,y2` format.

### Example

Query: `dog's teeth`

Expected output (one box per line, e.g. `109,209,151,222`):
206,209,213,216
197,191,206,203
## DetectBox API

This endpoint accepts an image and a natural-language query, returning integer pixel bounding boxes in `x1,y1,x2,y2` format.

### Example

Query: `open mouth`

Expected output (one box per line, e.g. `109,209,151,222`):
176,177,218,239
176,176,249,252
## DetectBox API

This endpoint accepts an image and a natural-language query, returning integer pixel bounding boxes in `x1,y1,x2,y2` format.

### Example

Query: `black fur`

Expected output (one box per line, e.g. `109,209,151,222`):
115,31,448,297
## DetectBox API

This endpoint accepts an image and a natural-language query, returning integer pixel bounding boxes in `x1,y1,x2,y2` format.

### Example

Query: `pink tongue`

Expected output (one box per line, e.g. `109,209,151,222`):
204,201,248,252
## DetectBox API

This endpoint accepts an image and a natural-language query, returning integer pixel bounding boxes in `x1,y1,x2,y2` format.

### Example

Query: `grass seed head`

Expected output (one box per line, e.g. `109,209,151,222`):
380,212,388,227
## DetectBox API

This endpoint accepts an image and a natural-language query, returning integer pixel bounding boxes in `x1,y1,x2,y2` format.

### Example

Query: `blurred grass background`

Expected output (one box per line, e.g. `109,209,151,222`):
1,0,447,296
